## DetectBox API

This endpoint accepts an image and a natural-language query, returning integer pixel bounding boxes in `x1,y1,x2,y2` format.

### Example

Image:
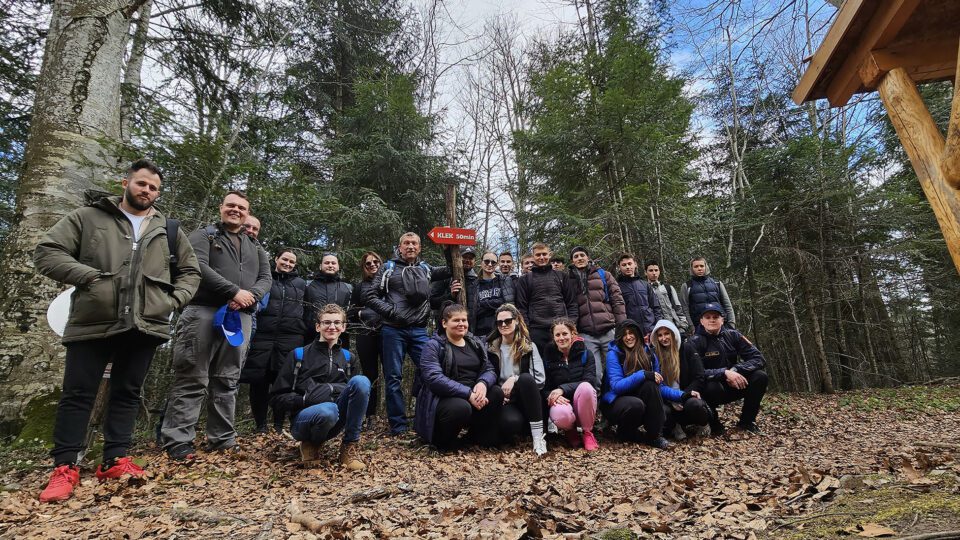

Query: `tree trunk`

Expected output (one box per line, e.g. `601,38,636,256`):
120,0,153,143
797,267,835,393
0,0,144,433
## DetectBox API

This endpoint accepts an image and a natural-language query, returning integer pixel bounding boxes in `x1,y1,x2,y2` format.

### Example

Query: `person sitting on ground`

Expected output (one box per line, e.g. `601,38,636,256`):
601,320,671,449
269,304,370,470
487,304,547,456
689,303,767,434
414,303,504,451
542,319,600,451
651,319,710,439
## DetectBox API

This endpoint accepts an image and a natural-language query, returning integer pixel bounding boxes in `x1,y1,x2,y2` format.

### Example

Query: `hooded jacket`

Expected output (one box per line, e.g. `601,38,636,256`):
363,256,451,328
414,332,497,444
269,340,354,416
568,264,627,336
690,325,765,381
651,319,705,396
601,319,684,405
617,274,662,336
303,272,353,342
33,194,201,343
679,260,736,327
542,337,599,400
515,264,579,330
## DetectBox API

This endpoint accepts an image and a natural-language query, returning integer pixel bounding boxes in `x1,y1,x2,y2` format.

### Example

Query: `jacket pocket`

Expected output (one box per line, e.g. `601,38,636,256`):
142,274,175,323
68,273,118,326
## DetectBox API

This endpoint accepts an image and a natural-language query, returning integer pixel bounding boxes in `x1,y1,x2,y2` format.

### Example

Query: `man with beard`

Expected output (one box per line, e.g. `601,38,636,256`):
34,159,201,502
160,190,272,460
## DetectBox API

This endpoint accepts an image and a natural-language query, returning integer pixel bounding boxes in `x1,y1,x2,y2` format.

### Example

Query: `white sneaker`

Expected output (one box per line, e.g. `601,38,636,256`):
547,418,558,434
671,424,687,441
532,434,548,457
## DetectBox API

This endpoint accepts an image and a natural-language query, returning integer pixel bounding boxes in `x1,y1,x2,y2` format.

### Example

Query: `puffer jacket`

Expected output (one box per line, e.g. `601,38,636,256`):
602,320,684,405
650,320,705,397
617,274,662,336
414,333,496,444
269,340,354,416
541,337,599,400
33,194,201,343
363,257,452,328
680,261,736,327
241,269,307,382
568,265,626,336
515,264,578,329
303,272,353,342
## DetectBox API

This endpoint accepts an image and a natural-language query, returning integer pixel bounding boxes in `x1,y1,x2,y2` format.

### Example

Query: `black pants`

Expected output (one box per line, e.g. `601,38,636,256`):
662,397,711,433
53,330,163,465
529,327,553,360
602,379,665,440
499,373,544,440
248,370,281,430
354,331,382,417
700,370,768,425
433,385,504,451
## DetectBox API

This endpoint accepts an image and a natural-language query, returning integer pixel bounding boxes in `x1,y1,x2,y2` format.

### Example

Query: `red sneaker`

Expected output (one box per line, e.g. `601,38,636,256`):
39,465,80,502
582,431,599,452
95,457,145,481
565,429,583,448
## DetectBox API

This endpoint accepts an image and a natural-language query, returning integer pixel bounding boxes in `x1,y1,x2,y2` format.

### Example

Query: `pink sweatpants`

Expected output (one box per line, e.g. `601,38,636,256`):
549,382,597,432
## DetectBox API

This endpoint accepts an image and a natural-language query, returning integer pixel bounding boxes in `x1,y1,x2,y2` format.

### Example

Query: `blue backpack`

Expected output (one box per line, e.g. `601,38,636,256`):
597,268,610,304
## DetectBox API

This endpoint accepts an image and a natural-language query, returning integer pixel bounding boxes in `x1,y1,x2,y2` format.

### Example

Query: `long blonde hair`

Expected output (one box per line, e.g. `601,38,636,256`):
489,304,533,372
653,327,680,385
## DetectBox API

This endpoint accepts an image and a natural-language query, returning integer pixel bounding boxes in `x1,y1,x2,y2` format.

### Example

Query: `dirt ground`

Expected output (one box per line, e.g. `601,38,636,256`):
1,388,958,539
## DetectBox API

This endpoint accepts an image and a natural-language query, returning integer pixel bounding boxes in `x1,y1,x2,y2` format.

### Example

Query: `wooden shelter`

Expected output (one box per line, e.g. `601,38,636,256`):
793,0,960,275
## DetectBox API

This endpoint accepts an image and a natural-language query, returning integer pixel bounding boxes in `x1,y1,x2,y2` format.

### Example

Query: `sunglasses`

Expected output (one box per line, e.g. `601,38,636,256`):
364,260,381,267
496,317,515,327
482,259,497,265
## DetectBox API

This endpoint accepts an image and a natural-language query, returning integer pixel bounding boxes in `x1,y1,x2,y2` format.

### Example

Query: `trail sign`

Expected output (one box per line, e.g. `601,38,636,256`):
428,226,476,246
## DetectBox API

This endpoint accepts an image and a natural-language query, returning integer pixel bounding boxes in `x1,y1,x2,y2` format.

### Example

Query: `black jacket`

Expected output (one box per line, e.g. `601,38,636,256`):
690,326,765,381
241,270,307,382
269,340,354,416
347,278,382,335
363,257,451,328
677,340,706,395
188,223,272,310
541,338,599,400
303,273,352,342
515,265,578,329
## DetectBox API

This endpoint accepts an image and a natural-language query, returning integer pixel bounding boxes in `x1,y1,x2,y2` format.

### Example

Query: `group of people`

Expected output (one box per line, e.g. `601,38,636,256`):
32,159,768,503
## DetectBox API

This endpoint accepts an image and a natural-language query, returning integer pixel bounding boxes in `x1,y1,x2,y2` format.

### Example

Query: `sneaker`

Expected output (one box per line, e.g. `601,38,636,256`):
736,421,762,434
338,441,365,471
671,424,687,441
546,418,558,434
300,441,320,464
582,431,599,452
166,443,196,461
646,436,673,450
95,457,145,481
565,430,582,448
39,464,80,502
532,434,548,457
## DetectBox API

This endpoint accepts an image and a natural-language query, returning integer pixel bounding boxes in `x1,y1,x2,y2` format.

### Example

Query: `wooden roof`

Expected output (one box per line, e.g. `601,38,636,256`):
793,0,960,107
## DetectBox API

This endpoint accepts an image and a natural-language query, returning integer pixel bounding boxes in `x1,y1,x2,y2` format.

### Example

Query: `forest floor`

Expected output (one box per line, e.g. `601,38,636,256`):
1,385,959,539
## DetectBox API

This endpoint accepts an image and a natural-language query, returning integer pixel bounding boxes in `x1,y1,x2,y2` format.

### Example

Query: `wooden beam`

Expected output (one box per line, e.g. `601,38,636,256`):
826,0,922,106
878,68,960,276
940,37,960,190
792,0,865,105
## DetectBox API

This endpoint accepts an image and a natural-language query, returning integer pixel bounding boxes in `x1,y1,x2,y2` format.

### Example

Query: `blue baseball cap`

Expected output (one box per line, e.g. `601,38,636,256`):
213,305,245,347
701,302,725,317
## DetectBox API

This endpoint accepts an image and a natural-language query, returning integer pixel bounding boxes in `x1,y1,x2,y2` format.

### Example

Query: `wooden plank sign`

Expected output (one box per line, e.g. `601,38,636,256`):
427,226,476,246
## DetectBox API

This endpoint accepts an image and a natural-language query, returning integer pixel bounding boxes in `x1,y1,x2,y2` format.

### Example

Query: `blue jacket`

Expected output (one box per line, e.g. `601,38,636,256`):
617,275,661,336
414,333,497,444
602,343,685,405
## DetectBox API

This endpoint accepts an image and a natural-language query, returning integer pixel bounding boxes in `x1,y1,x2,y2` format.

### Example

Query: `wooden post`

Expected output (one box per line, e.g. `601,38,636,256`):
877,68,960,276
939,37,960,190
444,182,466,307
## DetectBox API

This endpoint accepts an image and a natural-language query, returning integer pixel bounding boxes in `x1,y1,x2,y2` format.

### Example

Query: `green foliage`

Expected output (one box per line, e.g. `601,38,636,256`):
837,386,960,414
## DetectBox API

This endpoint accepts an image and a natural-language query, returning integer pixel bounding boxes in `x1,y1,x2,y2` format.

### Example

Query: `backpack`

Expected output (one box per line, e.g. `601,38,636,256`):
597,267,610,304
292,346,350,386
166,218,181,278
380,259,432,305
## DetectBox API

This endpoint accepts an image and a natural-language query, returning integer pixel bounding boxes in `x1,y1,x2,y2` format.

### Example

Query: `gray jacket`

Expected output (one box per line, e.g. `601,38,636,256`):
649,281,690,333
187,223,272,310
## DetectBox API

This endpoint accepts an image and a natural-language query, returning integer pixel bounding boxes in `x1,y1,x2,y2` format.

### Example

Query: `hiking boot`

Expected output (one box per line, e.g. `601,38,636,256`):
646,436,673,450
670,424,687,441
339,441,365,471
582,431,599,452
565,430,582,448
709,417,726,437
736,421,762,434
39,464,80,503
95,457,145,481
300,441,320,464
532,434,548,457
204,440,239,453
166,443,196,461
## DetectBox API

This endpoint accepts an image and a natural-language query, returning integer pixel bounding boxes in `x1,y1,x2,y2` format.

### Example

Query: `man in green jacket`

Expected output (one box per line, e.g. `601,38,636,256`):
33,159,201,503
159,190,272,460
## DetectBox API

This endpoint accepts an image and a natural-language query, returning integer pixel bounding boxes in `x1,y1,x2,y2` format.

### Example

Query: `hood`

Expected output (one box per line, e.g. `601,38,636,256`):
689,259,711,277
615,319,644,343
652,319,681,347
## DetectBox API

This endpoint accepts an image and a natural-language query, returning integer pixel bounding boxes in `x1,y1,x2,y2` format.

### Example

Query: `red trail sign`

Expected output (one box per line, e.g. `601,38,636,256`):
427,226,476,246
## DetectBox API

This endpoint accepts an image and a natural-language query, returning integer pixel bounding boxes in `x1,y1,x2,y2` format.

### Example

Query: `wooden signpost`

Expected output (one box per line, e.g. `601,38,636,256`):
436,183,472,306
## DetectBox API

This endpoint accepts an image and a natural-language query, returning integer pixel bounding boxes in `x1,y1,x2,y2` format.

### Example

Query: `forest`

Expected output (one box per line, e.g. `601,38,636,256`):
0,0,958,538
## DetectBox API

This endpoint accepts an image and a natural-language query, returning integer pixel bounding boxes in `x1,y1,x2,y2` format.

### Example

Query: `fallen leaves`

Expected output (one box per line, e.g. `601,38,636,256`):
845,522,897,537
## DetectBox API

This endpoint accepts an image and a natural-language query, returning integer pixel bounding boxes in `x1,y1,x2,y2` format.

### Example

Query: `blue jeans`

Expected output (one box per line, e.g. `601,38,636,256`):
380,325,428,433
291,376,371,444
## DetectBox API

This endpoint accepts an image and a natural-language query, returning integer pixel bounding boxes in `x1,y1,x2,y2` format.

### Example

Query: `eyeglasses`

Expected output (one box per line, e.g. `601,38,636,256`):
482,259,497,265
364,260,380,268
319,320,345,328
496,318,515,327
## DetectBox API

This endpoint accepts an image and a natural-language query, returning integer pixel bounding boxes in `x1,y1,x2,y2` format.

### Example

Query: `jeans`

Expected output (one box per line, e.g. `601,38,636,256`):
291,376,371,444
380,325,428,433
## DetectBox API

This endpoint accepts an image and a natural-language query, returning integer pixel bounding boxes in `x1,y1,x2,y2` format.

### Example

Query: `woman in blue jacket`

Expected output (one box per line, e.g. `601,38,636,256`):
601,319,671,449
414,303,504,451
